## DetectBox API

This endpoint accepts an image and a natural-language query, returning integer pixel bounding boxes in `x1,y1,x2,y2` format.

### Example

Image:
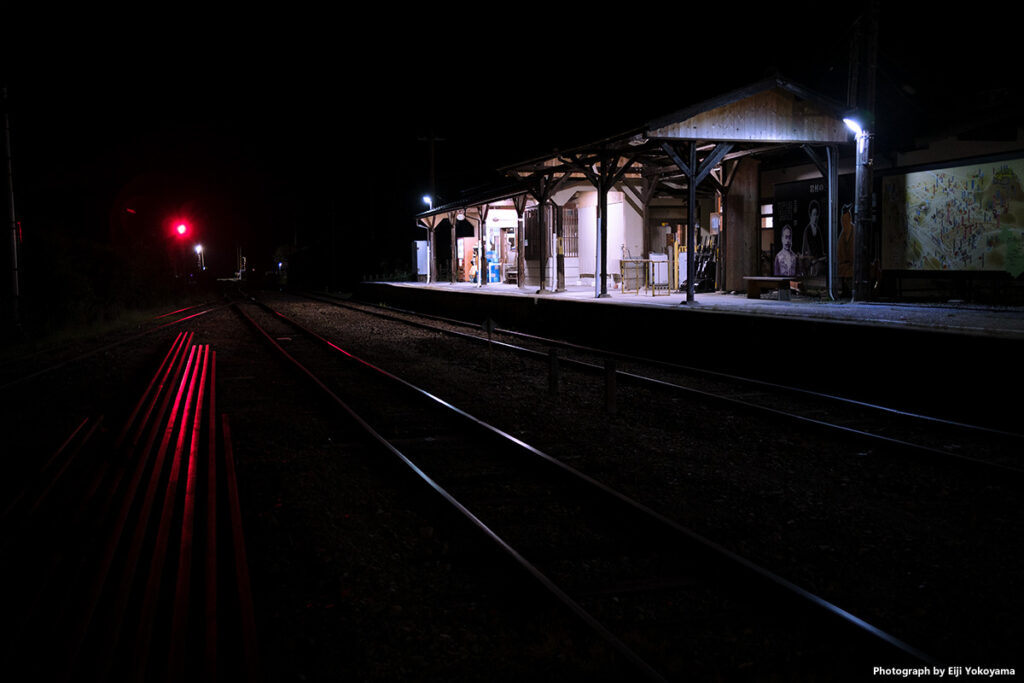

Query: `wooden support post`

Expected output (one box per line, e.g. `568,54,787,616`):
555,204,565,292
598,180,609,298
537,201,547,293
687,142,697,303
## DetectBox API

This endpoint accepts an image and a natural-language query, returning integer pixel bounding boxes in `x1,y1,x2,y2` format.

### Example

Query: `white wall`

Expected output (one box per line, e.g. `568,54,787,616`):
623,201,644,260
576,190,644,285
578,204,597,280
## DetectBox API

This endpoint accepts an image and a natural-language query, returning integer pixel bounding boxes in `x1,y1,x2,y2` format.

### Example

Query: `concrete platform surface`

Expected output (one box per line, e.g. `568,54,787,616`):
372,282,1024,340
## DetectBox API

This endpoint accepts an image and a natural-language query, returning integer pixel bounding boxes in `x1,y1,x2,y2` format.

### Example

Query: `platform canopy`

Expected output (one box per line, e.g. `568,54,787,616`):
414,76,853,299
416,76,850,218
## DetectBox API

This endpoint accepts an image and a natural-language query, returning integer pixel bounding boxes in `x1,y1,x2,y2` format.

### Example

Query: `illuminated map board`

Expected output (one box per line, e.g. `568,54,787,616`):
882,159,1024,276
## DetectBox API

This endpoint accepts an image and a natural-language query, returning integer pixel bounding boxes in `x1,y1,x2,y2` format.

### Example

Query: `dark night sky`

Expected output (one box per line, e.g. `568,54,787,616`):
3,6,1018,286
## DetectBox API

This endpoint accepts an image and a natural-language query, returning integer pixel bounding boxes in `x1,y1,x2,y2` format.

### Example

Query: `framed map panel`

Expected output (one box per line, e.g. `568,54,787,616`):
882,159,1024,276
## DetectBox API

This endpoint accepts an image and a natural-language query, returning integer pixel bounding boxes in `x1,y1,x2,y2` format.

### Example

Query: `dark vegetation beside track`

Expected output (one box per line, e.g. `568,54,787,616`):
1,258,218,354
0,215,240,349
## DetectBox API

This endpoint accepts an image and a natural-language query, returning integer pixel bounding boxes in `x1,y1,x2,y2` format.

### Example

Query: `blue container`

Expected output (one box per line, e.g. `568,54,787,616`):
488,263,500,283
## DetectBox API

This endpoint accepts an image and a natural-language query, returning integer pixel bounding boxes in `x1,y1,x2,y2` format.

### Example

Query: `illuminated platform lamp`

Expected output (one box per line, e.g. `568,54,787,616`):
842,109,874,146
421,195,433,283
844,111,874,301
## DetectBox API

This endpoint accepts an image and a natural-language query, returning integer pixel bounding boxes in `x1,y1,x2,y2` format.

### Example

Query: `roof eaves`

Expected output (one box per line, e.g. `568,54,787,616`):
644,75,849,134
414,178,531,220
497,124,649,174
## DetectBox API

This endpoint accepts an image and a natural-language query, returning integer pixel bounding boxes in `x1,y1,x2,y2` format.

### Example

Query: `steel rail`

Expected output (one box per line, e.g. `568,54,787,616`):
327,291,1023,442
521,347,1024,476
222,412,262,683
240,298,941,672
1,416,91,522
204,353,220,682
294,292,1023,476
110,344,206,682
0,302,227,392
115,330,192,449
5,330,255,682
61,344,199,680
0,415,104,556
150,302,214,320
1,328,187,554
4,333,196,679
167,345,208,682
233,301,673,683
134,344,207,674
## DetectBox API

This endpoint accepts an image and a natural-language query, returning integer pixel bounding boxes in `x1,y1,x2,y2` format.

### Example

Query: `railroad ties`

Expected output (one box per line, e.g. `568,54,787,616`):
0,331,259,683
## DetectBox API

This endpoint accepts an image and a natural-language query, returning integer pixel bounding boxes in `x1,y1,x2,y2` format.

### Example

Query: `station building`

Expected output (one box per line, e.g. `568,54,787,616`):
413,76,1024,306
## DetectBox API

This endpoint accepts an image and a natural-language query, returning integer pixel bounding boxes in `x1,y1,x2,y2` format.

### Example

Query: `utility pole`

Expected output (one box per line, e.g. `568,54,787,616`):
3,87,20,331
417,127,444,285
848,2,879,301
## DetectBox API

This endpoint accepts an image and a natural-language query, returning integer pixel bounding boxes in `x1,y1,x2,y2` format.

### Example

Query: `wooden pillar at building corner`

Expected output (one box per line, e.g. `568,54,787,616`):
419,214,437,284
661,140,732,303
554,202,565,292
686,142,697,304
560,152,634,299
428,225,436,284
714,189,724,290
449,211,458,284
525,171,571,294
802,143,841,300
512,194,528,290
477,204,490,286
536,200,547,293
597,179,609,298
827,144,839,300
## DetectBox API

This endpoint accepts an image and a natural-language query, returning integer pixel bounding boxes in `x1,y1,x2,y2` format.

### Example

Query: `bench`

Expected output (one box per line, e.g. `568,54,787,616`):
743,276,799,300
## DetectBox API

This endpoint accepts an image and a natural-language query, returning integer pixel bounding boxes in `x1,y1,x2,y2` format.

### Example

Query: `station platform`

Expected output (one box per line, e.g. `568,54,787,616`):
353,280,1022,427
352,280,1024,427
364,281,1024,340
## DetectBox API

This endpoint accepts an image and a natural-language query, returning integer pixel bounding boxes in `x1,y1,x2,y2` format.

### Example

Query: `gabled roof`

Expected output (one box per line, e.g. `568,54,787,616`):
420,76,853,218
645,76,849,137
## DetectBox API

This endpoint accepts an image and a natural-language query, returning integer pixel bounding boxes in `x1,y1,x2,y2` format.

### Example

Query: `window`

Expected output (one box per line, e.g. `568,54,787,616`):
562,208,578,258
761,203,775,254
525,206,578,259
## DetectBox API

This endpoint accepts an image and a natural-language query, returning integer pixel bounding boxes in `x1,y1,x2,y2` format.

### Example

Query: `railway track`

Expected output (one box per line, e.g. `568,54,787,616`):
1,329,259,682
233,293,937,680
296,290,1024,477
1,300,231,510
0,300,226,392
8,287,1010,678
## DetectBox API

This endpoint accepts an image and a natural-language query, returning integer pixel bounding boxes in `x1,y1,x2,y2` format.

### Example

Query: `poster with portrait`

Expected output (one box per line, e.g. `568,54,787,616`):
772,177,853,278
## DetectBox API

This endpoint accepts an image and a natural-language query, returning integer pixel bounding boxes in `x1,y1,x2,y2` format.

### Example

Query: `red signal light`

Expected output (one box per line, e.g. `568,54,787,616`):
168,215,195,239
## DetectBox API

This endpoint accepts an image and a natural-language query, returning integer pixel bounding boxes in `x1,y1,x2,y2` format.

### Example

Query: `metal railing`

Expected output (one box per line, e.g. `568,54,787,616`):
620,257,671,296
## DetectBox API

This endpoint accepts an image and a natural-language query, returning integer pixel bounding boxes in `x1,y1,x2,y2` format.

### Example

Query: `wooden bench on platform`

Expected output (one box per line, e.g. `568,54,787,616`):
743,276,800,300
